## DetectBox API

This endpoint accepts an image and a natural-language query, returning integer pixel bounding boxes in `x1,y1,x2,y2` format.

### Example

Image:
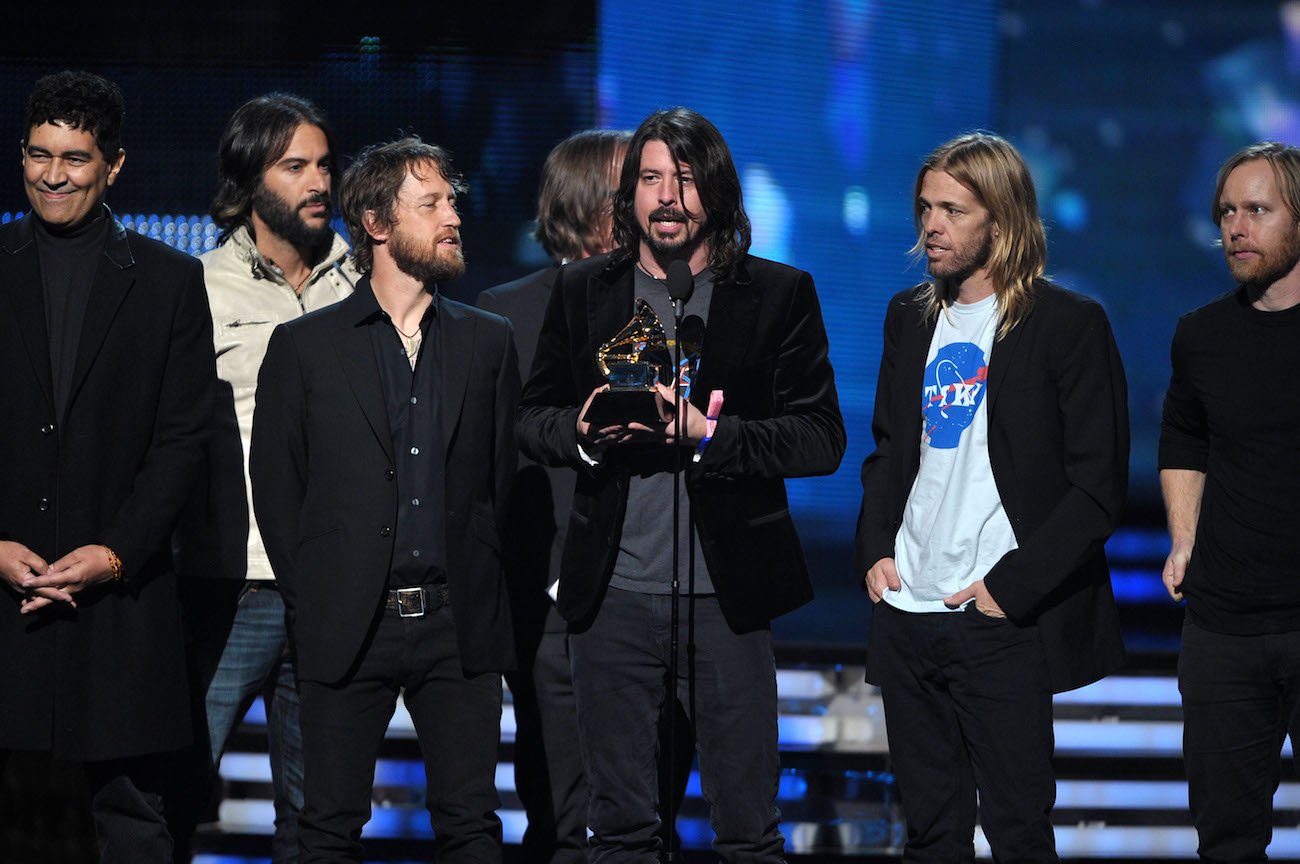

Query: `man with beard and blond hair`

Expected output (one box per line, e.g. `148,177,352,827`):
1161,141,1300,862
519,107,845,862
856,132,1128,862
249,136,519,863
179,92,357,862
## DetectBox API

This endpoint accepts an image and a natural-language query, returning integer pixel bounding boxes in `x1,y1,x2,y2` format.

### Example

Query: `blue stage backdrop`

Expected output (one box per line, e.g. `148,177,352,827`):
599,0,999,550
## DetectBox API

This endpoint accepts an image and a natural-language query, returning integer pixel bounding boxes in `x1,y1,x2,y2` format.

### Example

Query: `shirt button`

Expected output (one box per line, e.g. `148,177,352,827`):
40,423,55,435
410,396,418,404
380,526,392,537
412,498,420,506
385,468,395,480
410,446,419,455
412,549,421,558
38,498,49,512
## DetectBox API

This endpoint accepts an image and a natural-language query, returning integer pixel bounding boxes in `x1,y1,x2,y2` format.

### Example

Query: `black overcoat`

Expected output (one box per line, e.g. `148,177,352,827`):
0,213,216,760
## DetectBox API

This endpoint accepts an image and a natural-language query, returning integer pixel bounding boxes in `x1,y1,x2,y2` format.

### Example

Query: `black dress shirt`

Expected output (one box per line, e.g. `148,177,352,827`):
363,292,447,589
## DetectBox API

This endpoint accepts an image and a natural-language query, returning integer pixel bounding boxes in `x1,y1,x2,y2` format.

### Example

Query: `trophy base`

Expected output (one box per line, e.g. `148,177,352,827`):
582,389,666,429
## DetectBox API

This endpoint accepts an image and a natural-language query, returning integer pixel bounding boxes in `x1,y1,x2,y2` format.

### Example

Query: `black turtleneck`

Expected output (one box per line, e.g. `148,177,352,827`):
32,209,110,419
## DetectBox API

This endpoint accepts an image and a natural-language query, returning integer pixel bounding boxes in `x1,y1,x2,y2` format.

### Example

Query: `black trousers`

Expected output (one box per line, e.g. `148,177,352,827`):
570,588,785,864
872,601,1058,863
2,749,183,864
1179,617,1300,862
297,603,503,863
505,604,590,864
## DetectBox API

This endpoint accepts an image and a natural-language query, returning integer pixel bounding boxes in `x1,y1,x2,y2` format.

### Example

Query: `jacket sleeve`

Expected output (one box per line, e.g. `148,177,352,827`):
99,258,216,579
494,319,522,535
248,323,308,607
517,267,585,469
983,299,1129,622
853,296,904,574
695,270,846,480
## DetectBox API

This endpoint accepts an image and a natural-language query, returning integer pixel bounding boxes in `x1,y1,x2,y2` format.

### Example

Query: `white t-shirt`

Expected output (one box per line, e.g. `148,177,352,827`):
886,294,1018,613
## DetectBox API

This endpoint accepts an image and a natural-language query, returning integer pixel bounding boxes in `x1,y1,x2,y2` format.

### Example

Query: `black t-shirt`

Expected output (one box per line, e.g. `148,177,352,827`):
1159,288,1300,634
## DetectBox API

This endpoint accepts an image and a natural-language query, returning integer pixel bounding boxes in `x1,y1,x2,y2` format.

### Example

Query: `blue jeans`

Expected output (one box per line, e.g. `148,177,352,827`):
206,582,304,863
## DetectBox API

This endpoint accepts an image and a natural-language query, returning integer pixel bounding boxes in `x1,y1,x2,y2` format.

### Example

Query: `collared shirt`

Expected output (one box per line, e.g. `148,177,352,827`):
202,224,358,581
360,289,447,589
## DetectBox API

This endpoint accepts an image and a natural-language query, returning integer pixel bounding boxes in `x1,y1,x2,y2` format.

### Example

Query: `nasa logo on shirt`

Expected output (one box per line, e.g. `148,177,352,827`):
920,342,989,449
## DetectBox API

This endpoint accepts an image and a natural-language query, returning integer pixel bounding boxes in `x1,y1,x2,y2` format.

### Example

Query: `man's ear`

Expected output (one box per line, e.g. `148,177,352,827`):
362,209,389,243
106,148,126,187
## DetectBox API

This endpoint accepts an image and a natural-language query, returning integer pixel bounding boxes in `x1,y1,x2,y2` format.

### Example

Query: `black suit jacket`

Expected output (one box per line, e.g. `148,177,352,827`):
518,253,845,633
477,266,573,639
856,281,1128,693
0,212,216,760
250,282,520,684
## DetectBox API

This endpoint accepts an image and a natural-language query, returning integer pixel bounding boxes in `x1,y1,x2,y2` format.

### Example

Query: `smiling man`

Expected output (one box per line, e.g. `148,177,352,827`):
1161,141,1300,862
0,71,216,862
856,132,1128,862
519,107,845,863
249,137,518,863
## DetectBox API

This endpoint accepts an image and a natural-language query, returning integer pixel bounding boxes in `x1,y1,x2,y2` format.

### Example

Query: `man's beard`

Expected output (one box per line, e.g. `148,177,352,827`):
929,225,994,287
642,207,706,259
252,183,334,251
389,225,466,285
1226,231,1300,293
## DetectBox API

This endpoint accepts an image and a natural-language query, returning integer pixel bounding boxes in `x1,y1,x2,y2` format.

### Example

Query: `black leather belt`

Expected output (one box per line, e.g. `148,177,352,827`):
385,584,449,617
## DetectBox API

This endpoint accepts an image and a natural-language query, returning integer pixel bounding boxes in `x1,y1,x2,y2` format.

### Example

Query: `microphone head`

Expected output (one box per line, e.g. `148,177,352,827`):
665,259,695,303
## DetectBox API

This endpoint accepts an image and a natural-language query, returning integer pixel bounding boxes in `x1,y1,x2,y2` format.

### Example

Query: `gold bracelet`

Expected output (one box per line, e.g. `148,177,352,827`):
104,546,123,582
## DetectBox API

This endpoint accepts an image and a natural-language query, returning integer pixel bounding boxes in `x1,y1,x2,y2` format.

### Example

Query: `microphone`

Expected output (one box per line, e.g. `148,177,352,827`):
666,259,695,315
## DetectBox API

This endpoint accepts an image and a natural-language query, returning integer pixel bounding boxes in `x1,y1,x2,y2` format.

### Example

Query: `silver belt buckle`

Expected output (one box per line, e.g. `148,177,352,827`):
396,586,426,617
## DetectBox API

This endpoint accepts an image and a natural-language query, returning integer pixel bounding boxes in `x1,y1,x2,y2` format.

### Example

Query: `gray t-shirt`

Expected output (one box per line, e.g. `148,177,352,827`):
609,265,715,595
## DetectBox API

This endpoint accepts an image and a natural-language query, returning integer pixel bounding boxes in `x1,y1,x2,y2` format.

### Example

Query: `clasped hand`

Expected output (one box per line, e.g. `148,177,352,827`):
0,540,115,614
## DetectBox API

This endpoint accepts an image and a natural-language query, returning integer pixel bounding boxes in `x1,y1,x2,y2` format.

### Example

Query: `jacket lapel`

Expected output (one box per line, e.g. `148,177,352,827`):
901,297,936,453
985,305,1029,415
66,220,135,421
588,258,636,357
438,294,474,449
695,260,760,402
0,219,55,416
333,289,394,463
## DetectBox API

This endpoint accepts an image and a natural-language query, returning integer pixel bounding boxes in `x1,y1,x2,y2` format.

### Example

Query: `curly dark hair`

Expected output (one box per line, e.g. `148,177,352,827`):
338,136,466,275
611,107,750,281
210,92,338,242
24,70,124,160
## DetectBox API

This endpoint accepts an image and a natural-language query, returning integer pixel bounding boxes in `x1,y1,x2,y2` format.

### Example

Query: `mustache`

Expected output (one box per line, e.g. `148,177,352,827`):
650,207,688,222
300,192,331,209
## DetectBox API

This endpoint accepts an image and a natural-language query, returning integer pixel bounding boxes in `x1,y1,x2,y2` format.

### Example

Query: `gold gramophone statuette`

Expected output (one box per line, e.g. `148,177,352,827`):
597,298,671,390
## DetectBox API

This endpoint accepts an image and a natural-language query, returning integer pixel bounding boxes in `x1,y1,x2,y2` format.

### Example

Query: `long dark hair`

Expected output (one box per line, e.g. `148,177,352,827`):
210,93,337,242
611,108,751,281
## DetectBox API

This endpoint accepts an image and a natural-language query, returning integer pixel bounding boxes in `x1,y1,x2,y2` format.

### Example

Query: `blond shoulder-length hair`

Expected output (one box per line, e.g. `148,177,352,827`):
910,132,1047,340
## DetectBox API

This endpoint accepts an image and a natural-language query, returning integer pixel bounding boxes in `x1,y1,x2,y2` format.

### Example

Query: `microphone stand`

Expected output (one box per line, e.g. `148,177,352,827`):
666,290,685,864
662,259,694,863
